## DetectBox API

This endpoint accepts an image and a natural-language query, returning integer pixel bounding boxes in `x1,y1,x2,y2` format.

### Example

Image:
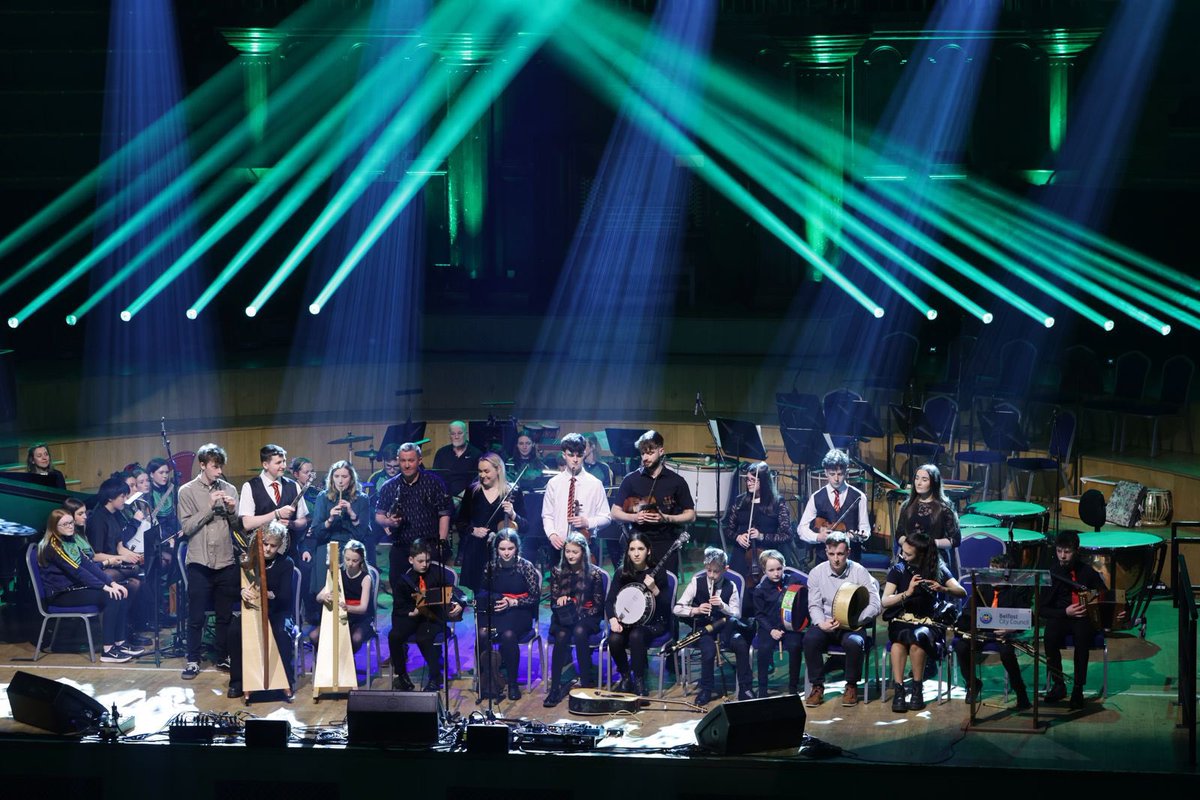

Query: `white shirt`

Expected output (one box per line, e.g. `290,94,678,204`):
797,483,870,543
238,473,309,520
673,571,742,619
541,468,611,538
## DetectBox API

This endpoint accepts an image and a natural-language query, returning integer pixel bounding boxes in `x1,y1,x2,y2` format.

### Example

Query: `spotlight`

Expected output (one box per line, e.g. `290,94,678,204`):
982,312,994,324
6,317,18,329
1161,324,1172,336
1103,319,1115,331
872,307,885,319
308,303,321,316
186,308,198,320
65,315,77,326
119,310,132,322
1043,317,1055,328
245,306,257,318
926,309,938,320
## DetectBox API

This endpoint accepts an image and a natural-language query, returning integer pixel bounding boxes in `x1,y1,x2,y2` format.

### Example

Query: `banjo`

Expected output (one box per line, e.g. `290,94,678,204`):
613,532,690,625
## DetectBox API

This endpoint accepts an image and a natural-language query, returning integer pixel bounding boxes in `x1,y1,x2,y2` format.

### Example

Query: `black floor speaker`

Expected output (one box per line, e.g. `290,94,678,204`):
6,670,107,734
346,690,443,746
693,694,806,755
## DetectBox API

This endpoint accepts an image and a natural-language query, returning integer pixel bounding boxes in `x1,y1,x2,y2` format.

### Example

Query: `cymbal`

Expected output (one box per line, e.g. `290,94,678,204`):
354,449,380,459
329,434,373,445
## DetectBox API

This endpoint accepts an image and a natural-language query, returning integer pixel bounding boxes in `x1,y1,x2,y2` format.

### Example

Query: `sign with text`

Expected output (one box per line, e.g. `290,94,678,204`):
976,606,1032,630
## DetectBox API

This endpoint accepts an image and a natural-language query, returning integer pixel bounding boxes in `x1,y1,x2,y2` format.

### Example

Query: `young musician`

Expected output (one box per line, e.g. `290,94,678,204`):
145,457,181,542
881,531,965,712
227,527,296,699
606,533,671,696
674,547,754,704
582,433,613,486
476,530,541,701
1042,529,1105,709
310,539,374,655
611,430,695,575
390,539,463,692
308,461,370,600
87,477,144,624
367,444,401,495
749,549,805,698
542,433,611,559
803,532,881,706
26,442,67,489
432,420,483,499
375,442,453,587
722,462,792,585
894,464,962,551
507,430,546,489
177,443,242,680
797,449,869,563
238,444,309,546
37,509,139,662
456,452,527,593
545,532,606,706
952,553,1032,709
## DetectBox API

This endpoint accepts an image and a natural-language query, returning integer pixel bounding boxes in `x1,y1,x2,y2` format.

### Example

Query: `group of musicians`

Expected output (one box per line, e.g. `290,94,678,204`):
29,425,1106,712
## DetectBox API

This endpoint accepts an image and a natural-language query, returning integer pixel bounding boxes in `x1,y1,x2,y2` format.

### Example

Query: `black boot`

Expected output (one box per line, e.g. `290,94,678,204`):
1014,683,1032,710
909,681,926,711
1069,686,1085,710
892,683,908,713
1044,681,1067,703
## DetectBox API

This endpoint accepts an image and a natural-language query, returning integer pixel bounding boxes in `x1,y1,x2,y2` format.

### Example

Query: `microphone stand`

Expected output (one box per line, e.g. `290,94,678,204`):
695,393,728,553
152,418,184,667
481,534,498,720
1049,407,1062,538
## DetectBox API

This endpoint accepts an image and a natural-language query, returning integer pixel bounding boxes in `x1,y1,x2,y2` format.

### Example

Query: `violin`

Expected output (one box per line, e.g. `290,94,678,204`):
622,495,659,514
813,517,871,543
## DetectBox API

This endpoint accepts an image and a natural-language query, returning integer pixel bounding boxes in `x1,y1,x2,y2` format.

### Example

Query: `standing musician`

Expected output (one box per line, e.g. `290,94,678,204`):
456,452,527,593
1042,529,1104,710
475,530,541,702
389,539,463,692
367,444,401,495
797,449,869,564
611,430,695,575
226,527,295,699
723,462,792,585
751,549,805,698
674,547,754,704
308,461,371,599
176,444,242,681
542,433,611,561
432,420,483,500
145,458,182,542
606,532,671,697
881,531,965,712
582,433,613,487
375,442,453,583
952,553,1032,709
545,532,606,706
803,531,881,707
894,463,962,553
238,444,309,550
507,430,546,490
310,539,375,656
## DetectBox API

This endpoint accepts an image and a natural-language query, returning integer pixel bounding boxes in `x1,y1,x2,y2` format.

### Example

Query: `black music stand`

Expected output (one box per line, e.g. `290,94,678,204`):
826,396,874,454
382,421,427,450
605,428,647,475
888,404,928,485
469,419,517,457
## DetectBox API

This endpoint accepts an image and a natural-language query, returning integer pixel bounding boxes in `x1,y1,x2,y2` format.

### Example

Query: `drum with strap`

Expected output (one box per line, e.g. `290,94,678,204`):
832,583,869,630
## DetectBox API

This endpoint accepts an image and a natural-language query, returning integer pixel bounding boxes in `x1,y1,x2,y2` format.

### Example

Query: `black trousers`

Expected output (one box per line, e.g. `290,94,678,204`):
608,620,667,681
1043,615,1095,687
389,613,443,679
51,588,128,644
952,635,1025,689
694,623,753,693
549,614,602,687
753,628,802,692
478,607,534,686
803,625,868,686
185,562,240,663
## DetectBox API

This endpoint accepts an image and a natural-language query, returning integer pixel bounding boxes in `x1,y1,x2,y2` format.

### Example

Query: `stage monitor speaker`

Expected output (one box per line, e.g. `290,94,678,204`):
244,718,291,748
693,694,806,755
346,690,442,746
6,670,106,734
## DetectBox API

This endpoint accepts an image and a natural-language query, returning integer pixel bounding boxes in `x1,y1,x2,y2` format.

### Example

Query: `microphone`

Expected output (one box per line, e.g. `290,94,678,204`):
694,392,702,416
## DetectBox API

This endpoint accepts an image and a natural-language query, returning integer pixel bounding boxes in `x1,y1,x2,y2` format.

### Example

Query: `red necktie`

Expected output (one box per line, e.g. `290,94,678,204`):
833,488,841,515
991,589,999,608
1070,569,1079,607
272,481,281,504
568,477,577,527
419,575,427,593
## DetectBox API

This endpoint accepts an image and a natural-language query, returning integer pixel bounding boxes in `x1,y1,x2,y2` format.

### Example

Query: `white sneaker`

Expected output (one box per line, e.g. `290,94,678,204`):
100,647,132,664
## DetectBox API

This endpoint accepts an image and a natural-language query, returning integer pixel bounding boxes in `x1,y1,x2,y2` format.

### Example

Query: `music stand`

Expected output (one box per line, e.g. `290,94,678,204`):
605,427,648,475
888,404,927,484
382,422,427,450
712,418,767,462
469,419,517,456
776,393,827,491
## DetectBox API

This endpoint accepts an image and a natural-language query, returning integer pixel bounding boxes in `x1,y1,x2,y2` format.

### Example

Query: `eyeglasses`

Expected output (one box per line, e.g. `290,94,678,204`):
57,520,75,528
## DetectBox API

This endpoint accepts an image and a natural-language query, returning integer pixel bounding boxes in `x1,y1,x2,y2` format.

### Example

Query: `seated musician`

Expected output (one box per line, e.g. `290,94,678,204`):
542,433,610,557
309,539,374,655
545,532,606,707
797,449,869,565
227,527,296,699
606,533,670,697
750,549,804,698
951,553,1032,709
389,539,463,692
433,420,483,500
881,532,966,712
674,547,753,704
1042,529,1105,709
894,464,962,563
87,477,144,616
456,452,527,593
367,444,401,494
37,509,140,663
803,532,881,707
582,433,613,487
475,530,541,702
723,462,792,586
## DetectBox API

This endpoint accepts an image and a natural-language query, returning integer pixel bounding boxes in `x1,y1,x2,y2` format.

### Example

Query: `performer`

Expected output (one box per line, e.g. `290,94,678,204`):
542,433,611,557
375,442,453,585
37,509,139,662
366,444,401,495
238,444,309,548
308,461,370,597
505,430,546,489
750,549,805,698
145,457,181,542
456,452,527,593
177,443,242,680
87,477,144,623
952,553,1032,709
723,462,792,585
309,539,374,655
674,547,754,704
476,530,541,701
611,430,695,575
227,527,296,699
803,531,881,707
582,433,613,486
545,532,606,706
606,533,671,696
432,420,483,500
798,449,870,562
1041,529,1105,709
26,442,67,489
894,464,962,552
881,531,966,712
389,539,463,692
